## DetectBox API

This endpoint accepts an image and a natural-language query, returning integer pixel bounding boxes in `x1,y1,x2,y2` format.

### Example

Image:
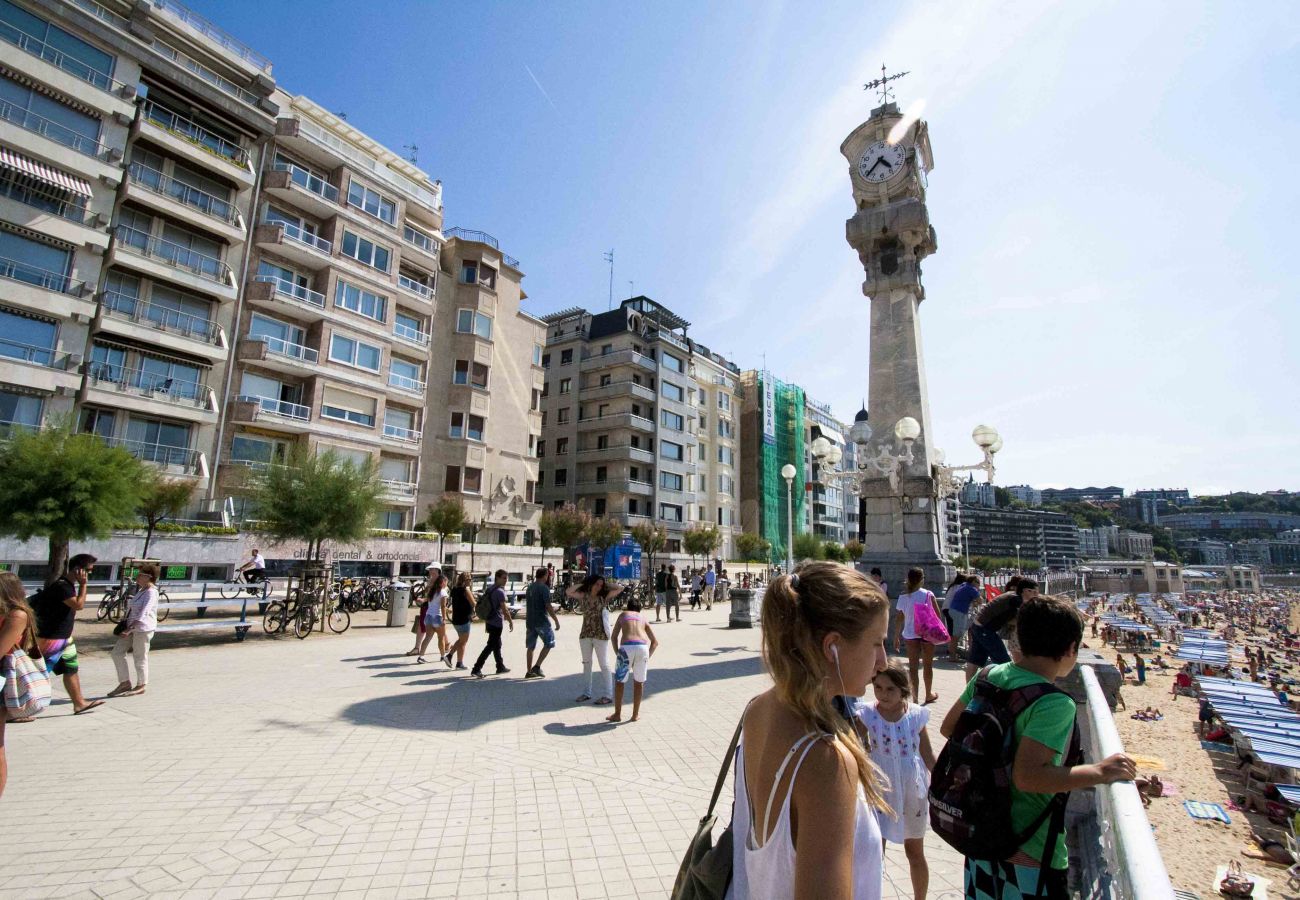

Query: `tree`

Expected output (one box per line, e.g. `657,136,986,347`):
630,522,667,578
585,516,624,576
822,542,848,563
845,539,864,561
0,424,146,582
424,496,467,567
994,486,1013,508
539,503,589,568
137,479,195,558
683,524,721,573
734,531,771,574
248,447,383,562
792,532,824,562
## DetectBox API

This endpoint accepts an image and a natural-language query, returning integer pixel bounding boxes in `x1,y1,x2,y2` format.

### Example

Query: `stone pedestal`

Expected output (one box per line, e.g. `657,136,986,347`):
728,588,762,628
854,473,952,595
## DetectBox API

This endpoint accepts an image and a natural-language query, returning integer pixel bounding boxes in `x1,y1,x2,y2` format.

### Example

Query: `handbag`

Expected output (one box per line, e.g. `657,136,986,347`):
600,604,613,640
3,647,52,718
912,592,950,645
1220,860,1255,897
670,708,747,899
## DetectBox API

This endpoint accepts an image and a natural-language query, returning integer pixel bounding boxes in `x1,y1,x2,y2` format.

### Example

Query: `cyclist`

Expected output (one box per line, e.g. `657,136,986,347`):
237,548,267,593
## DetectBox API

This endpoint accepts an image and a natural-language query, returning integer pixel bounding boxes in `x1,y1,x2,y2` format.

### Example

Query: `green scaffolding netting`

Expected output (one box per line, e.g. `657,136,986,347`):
758,374,805,564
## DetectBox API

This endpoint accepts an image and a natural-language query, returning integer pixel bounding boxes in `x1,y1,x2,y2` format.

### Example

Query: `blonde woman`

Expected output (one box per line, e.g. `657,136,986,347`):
0,572,42,796
729,561,891,898
108,563,159,697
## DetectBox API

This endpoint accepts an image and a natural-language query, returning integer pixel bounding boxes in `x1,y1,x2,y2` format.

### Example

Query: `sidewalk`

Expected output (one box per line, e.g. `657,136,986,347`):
0,602,969,899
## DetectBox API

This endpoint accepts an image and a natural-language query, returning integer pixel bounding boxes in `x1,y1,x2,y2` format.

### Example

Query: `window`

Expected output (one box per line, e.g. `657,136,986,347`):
0,389,42,432
594,466,608,483
460,261,477,284
719,473,735,496
663,352,684,373
599,374,612,387
0,3,116,87
445,465,461,492
335,280,387,322
455,309,493,340
394,310,427,342
661,410,684,431
560,349,573,365
389,357,423,391
0,73,101,154
659,503,683,523
125,416,191,463
249,314,305,352
541,352,551,368
718,446,735,466
554,468,568,486
661,441,684,461
662,381,684,402
346,181,395,224
478,265,497,289
384,406,416,435
526,481,536,503
532,388,541,410
449,412,485,441
403,223,436,251
329,334,382,372
557,408,570,424
452,360,489,388
660,471,683,491
534,344,543,366
375,508,405,530
0,307,56,365
340,229,391,272
320,387,376,427
718,393,731,411
717,419,734,439
556,437,568,455
595,435,608,449
559,377,571,394
0,229,71,286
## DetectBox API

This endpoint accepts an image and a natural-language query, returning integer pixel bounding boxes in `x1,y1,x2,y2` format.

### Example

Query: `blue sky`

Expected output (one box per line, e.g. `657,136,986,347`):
195,0,1300,494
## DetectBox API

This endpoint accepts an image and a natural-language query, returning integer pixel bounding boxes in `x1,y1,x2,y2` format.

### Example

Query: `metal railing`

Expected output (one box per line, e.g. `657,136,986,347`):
102,291,224,345
381,479,417,497
70,0,128,28
128,162,238,223
102,435,202,472
0,255,81,294
268,219,332,254
0,338,58,367
388,372,426,394
151,39,260,106
0,99,107,158
272,161,339,203
114,225,232,284
397,274,431,298
0,21,127,94
238,394,309,421
0,175,89,223
142,99,248,167
151,0,273,72
383,423,421,443
0,419,40,439
1077,664,1176,900
250,334,318,364
393,322,430,345
292,116,442,214
88,365,210,406
255,275,325,308
402,224,438,253
446,227,497,248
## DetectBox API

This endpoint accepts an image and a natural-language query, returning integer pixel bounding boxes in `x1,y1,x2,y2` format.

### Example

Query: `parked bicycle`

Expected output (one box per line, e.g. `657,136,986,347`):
262,588,314,639
97,582,170,623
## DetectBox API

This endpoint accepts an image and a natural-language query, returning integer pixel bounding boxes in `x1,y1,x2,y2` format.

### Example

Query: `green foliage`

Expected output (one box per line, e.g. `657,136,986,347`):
424,496,467,563
682,524,722,563
247,447,383,561
967,555,1042,573
792,532,824,562
734,531,772,567
844,539,864,560
137,478,195,557
994,486,1013,508
585,516,624,555
1043,501,1114,529
822,542,848,562
0,424,146,578
152,522,238,535
539,503,589,566
630,522,668,572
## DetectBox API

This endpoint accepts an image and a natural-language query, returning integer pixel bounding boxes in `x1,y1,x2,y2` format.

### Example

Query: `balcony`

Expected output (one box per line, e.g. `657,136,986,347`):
237,335,318,375
102,436,207,478
0,255,89,297
445,227,519,268
140,100,252,180
125,163,244,240
397,273,434,302
151,0,272,72
85,366,216,421
382,423,422,446
254,222,333,270
381,479,418,502
101,291,227,358
112,226,236,296
149,37,262,108
576,412,655,433
393,321,430,348
0,97,113,162
0,339,81,393
579,348,657,374
580,379,656,403
387,372,426,396
576,478,654,497
401,224,441,265
247,275,327,322
0,172,99,241
231,394,313,434
575,443,656,465
263,164,341,220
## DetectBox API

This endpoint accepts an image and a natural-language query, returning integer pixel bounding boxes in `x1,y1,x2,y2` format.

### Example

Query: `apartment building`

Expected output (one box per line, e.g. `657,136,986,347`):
1,0,277,494
538,297,740,558
419,228,544,550
804,395,849,544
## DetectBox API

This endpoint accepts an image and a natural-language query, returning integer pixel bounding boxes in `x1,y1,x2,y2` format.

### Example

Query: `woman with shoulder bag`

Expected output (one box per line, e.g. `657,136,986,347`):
1,571,49,796
568,574,623,706
892,567,946,705
107,563,160,698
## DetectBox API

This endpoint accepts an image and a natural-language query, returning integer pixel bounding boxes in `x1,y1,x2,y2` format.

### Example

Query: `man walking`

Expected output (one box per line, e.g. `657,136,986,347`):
32,553,104,715
704,566,717,610
471,569,513,678
664,565,681,622
654,564,668,623
524,567,561,679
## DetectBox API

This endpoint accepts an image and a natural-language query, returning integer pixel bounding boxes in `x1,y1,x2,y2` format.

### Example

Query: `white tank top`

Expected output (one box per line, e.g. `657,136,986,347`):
727,732,882,899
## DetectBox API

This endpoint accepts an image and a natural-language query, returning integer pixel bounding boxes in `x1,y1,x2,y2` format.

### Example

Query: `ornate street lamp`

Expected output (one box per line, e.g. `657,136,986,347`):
781,463,797,572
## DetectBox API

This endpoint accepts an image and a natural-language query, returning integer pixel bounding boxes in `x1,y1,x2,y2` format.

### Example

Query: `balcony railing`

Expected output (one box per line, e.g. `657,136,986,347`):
292,116,442,214
0,99,108,158
0,174,89,224
103,435,202,472
272,161,339,204
270,220,332,254
381,479,417,498
444,227,519,268
152,0,272,72
393,322,430,345
252,334,318,364
114,225,232,285
1,21,128,94
128,163,238,224
383,423,421,443
0,338,60,367
239,394,309,421
0,255,83,295
255,275,325,308
89,365,210,407
397,274,432,298
102,291,224,346
0,419,40,440
70,0,128,29
388,372,426,394
150,39,260,106
402,224,438,254
142,99,248,167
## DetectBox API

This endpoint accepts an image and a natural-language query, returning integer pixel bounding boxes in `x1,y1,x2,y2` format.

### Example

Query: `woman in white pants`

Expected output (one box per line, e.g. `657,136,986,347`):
568,574,624,706
108,563,159,697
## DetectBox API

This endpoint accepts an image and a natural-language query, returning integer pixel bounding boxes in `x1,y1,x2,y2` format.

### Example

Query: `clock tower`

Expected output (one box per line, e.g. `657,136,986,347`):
841,92,950,590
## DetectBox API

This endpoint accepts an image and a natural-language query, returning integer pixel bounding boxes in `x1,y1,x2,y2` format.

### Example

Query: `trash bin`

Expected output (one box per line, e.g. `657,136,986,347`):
386,581,411,627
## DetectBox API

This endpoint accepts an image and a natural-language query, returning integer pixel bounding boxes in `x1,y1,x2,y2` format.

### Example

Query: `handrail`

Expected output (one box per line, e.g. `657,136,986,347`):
269,219,332,254
292,116,442,213
402,224,438,253
383,423,421,443
397,274,432,298
0,338,58,367
0,99,108,158
1078,664,1176,900
128,162,238,223
0,175,88,223
255,275,325,308
445,227,498,249
151,0,273,72
388,373,426,394
381,479,417,496
250,334,318,363
273,161,339,203
393,322,430,345
102,291,224,345
0,255,82,294
239,394,309,420
150,38,260,106
88,365,210,405
70,0,128,29
142,99,248,167
114,225,232,284
102,435,201,471
0,21,127,93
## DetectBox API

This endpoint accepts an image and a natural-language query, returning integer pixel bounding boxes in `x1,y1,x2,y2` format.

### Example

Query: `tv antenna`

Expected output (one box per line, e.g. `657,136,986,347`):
402,143,418,164
864,64,908,104
603,249,614,310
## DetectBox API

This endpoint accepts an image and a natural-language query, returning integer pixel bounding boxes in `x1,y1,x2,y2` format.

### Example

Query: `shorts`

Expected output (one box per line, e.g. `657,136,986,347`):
618,642,649,684
526,623,556,650
665,591,680,607
424,608,444,627
948,609,970,643
454,623,471,636
964,859,1067,900
655,592,665,607
967,624,1011,667
38,637,77,675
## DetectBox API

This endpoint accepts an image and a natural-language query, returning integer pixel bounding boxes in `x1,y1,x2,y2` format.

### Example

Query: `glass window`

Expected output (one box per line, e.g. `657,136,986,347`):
661,410,684,431
662,381,684,402
385,407,415,430
230,435,287,466
329,334,382,372
455,309,492,340
560,349,572,365
661,441,684,461
559,378,571,394
375,508,405,530
460,261,477,284
534,344,543,366
0,229,71,285
660,471,683,491
659,503,683,523
718,393,731,411
249,313,303,346
0,73,100,153
444,465,461,492
0,308,56,365
463,467,482,494
390,357,422,388
718,446,735,466
403,224,436,252
0,1,116,86
346,180,396,224
553,469,568,486
394,310,425,340
663,352,683,373
126,417,191,463
556,437,568,454
557,408,569,424
0,389,41,431
335,280,387,321
340,229,391,272
380,457,412,483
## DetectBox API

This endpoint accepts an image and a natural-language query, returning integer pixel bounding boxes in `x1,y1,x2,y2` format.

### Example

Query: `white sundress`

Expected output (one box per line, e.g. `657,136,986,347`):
859,703,930,844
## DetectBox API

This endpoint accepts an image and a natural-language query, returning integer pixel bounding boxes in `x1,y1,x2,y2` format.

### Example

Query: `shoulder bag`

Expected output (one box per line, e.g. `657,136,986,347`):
670,706,747,899
3,646,52,718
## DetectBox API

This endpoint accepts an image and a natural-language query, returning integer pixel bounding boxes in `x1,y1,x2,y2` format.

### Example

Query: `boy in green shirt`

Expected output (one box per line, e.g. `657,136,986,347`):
940,596,1136,900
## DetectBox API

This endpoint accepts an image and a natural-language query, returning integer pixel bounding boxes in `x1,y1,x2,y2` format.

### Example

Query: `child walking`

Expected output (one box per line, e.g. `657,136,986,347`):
860,662,937,900
606,598,658,723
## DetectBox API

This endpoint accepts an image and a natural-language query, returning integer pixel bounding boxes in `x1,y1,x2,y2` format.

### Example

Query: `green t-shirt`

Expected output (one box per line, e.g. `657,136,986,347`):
957,662,1077,869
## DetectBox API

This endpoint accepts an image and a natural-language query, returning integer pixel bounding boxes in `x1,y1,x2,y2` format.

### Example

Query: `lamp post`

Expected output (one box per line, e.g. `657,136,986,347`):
1015,543,1021,574
962,527,970,569
781,463,797,572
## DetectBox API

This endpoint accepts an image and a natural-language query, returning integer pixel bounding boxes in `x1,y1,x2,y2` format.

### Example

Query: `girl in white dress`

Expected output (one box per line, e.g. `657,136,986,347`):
860,662,937,900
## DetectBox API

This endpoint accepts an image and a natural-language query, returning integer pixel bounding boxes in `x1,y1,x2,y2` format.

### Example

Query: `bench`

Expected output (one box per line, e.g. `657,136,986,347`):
153,595,255,641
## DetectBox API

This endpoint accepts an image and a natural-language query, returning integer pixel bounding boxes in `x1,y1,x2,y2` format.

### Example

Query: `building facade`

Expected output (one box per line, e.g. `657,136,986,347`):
1082,560,1185,595
1113,529,1154,559
738,369,806,564
804,395,849,545
1006,485,1042,507
1039,486,1124,504
957,506,1080,567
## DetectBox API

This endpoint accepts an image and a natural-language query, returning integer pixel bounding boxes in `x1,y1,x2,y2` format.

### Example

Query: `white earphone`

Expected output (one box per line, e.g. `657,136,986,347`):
831,643,840,664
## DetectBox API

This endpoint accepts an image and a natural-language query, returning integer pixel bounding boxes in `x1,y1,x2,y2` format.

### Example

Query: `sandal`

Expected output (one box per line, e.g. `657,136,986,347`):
595,697,613,705
575,694,592,703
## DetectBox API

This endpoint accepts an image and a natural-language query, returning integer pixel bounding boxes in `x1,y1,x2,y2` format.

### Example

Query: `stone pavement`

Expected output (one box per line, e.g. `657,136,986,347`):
1,601,968,899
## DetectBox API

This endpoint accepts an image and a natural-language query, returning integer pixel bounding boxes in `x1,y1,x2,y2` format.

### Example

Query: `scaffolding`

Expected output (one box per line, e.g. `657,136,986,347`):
757,372,805,564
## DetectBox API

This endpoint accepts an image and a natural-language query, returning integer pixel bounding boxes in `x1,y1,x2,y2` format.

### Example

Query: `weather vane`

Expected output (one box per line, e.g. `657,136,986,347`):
864,63,908,104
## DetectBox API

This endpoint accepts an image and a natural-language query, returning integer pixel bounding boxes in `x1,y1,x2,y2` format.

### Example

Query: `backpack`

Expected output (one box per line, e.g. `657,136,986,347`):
928,666,1081,863
475,586,496,622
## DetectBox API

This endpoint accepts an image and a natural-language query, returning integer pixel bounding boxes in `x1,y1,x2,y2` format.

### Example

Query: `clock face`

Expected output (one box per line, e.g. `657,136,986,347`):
858,140,907,183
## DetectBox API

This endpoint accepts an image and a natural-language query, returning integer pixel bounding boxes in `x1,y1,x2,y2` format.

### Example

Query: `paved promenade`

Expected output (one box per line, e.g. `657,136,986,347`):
1,601,968,899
